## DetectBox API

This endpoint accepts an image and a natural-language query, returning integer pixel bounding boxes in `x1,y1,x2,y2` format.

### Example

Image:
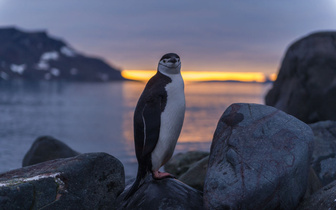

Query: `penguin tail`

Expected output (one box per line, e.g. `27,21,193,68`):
123,177,141,201
123,166,147,200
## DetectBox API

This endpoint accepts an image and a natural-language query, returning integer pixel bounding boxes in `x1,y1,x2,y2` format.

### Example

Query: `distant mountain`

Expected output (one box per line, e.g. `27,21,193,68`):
0,27,124,81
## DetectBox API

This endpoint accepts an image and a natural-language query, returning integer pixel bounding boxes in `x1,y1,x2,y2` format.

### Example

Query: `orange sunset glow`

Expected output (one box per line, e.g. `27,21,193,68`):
122,70,274,83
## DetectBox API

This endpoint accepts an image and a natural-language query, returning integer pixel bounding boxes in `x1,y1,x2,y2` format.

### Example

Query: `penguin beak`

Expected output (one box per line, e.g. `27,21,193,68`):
169,58,177,64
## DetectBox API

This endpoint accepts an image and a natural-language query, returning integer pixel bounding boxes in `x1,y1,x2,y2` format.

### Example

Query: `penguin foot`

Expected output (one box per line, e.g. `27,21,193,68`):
152,171,175,179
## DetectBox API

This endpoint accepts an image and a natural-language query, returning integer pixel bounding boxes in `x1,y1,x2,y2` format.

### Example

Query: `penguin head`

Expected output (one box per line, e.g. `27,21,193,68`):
158,53,181,75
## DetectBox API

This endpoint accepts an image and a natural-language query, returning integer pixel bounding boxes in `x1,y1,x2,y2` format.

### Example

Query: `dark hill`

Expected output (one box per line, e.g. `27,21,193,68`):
0,27,124,81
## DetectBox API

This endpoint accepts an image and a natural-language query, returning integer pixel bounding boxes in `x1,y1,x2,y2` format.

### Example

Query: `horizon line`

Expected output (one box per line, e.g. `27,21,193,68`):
122,70,277,83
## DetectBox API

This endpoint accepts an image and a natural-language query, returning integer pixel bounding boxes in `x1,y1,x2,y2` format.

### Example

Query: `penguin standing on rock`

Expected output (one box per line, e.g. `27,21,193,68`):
125,53,185,199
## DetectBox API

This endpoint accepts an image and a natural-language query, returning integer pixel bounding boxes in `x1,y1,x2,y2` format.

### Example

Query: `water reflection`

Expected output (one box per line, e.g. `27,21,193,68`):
0,80,271,179
182,82,270,144
0,81,125,173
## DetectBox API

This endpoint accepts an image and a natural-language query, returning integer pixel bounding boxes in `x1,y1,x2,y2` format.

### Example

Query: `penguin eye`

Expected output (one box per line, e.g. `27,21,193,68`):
163,60,166,63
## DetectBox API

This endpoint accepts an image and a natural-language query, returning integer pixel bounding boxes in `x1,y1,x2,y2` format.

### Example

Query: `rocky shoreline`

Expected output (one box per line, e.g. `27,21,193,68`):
1,104,336,209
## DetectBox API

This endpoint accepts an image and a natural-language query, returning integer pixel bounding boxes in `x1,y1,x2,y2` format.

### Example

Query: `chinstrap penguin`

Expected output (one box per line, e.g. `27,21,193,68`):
125,53,185,199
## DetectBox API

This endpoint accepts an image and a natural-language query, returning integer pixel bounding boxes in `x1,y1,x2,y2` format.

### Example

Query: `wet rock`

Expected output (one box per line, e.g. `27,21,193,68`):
297,180,336,210
265,31,336,123
179,156,209,191
204,103,314,210
22,136,80,167
309,120,336,186
304,167,323,199
0,153,125,210
164,151,209,177
116,176,203,210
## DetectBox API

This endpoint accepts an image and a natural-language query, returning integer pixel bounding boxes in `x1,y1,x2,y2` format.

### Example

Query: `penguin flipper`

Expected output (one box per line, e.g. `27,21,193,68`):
125,98,162,200
142,97,161,157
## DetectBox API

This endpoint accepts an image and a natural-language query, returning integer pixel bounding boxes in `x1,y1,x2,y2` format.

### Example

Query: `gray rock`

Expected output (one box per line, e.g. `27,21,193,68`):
304,167,323,199
116,176,203,210
309,121,336,186
204,103,314,210
22,136,80,167
297,180,336,210
265,31,336,123
179,156,209,191
0,153,125,210
164,151,209,177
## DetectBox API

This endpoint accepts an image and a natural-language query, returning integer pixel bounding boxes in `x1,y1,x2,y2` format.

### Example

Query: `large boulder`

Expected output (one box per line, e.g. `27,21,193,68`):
297,180,336,210
204,103,314,210
265,31,336,123
309,120,336,185
116,176,203,210
164,151,209,177
0,153,125,210
179,156,209,191
22,136,80,167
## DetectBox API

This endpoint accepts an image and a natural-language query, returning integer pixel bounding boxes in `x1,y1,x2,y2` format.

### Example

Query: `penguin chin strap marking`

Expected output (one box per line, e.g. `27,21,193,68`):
159,63,181,75
159,62,181,69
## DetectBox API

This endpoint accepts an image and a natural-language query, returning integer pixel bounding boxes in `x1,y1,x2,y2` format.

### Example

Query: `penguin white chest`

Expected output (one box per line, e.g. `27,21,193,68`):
151,75,185,170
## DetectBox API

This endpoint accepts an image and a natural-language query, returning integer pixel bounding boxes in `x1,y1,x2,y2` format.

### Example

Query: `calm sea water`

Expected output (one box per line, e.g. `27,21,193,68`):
0,80,271,179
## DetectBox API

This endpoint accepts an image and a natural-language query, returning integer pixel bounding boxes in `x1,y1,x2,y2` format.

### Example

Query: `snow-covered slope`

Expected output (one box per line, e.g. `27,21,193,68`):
0,27,124,81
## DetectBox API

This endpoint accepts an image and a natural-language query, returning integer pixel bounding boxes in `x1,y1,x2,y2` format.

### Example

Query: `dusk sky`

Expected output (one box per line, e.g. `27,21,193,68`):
1,0,336,75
